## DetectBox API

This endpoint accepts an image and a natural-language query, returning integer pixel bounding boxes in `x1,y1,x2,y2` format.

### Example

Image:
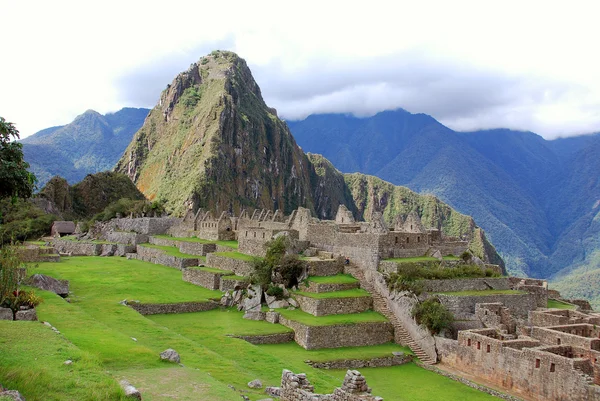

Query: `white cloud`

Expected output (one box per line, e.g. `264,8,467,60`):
1,0,600,139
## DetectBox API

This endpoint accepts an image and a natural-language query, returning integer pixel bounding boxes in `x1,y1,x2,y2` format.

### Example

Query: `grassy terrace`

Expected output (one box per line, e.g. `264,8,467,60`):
436,289,526,296
384,255,460,263
2,256,498,400
212,251,256,261
278,309,387,326
138,243,206,261
547,299,577,310
195,266,233,275
294,288,370,299
307,274,358,284
153,235,238,249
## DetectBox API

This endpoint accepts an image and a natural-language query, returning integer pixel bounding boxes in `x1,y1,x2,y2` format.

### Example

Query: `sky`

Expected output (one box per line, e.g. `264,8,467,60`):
2,0,600,140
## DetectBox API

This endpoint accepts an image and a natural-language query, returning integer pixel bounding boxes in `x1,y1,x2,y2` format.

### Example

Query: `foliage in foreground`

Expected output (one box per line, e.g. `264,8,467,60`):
0,246,42,312
0,116,36,201
0,198,56,245
412,297,454,335
251,236,306,289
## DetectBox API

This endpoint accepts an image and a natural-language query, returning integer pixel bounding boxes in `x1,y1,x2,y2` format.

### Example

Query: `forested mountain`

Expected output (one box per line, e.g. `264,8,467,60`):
288,110,600,300
21,107,149,187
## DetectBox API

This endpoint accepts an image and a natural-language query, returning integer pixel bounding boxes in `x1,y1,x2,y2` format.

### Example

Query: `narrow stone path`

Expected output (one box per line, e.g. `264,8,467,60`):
346,265,437,365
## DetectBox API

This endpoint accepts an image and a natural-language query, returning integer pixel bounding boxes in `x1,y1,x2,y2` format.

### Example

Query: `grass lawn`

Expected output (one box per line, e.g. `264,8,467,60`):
153,235,238,249
278,309,387,326
307,274,358,284
212,251,256,262
222,274,247,281
59,235,116,245
547,299,577,309
384,256,459,263
257,341,414,361
139,243,206,261
6,256,499,401
195,266,233,275
294,288,370,299
0,321,127,401
436,290,526,296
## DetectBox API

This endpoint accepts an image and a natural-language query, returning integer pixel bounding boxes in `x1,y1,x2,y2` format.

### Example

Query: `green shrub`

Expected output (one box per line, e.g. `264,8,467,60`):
250,258,272,289
274,255,306,288
0,198,56,244
412,298,454,335
251,236,306,289
266,285,284,299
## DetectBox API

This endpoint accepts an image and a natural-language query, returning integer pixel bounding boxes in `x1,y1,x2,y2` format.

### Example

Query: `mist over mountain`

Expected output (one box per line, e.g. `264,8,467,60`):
288,110,600,292
21,107,149,188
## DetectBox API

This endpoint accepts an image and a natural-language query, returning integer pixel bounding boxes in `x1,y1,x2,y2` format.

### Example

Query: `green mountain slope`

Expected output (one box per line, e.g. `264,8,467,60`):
21,108,149,187
115,51,502,266
288,113,600,282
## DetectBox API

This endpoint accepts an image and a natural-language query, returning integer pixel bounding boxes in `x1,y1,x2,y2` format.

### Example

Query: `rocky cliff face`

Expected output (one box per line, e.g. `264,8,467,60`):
116,51,502,266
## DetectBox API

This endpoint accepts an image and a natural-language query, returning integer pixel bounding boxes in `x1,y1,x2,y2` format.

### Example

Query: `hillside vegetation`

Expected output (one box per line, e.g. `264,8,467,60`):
21,108,149,188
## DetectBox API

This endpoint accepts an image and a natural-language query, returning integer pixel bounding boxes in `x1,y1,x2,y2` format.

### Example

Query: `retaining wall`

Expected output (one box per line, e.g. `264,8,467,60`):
53,239,101,256
279,316,393,350
306,353,412,369
306,259,344,276
232,332,294,345
182,268,230,290
135,246,199,270
422,278,511,293
299,281,359,293
205,254,253,276
128,301,217,315
220,276,250,291
294,294,373,316
437,293,537,319
114,217,180,235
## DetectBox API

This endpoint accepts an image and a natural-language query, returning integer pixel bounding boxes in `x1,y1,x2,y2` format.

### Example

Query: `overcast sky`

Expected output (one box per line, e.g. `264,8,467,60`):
2,0,600,139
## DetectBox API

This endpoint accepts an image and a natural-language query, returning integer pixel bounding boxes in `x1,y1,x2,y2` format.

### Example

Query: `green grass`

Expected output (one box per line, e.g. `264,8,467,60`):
24,240,47,245
0,321,127,401
294,288,370,299
384,256,459,263
307,274,358,284
9,256,498,400
547,299,577,310
212,251,256,262
258,341,414,361
59,235,116,245
436,290,526,296
153,235,238,249
195,266,233,275
222,274,247,281
278,309,387,326
138,243,205,260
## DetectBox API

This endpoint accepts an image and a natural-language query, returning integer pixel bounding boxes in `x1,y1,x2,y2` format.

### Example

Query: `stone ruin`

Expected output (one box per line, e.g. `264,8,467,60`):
275,369,383,401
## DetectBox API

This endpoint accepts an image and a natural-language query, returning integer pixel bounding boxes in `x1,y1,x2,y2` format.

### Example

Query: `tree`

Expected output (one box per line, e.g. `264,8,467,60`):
0,117,36,200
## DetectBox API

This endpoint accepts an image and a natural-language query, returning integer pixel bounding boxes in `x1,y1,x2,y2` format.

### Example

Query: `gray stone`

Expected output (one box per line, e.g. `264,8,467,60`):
119,380,142,400
266,294,289,309
15,309,37,321
247,379,263,389
265,386,281,397
0,307,13,320
0,390,26,401
288,298,299,308
431,249,443,260
159,348,180,363
64,360,73,365
243,284,262,312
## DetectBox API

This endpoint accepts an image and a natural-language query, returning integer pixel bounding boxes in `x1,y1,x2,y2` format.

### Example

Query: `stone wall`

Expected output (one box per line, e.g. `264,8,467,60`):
363,268,438,363
53,239,102,256
437,293,537,320
421,278,512,293
279,316,393,350
306,259,344,276
115,244,137,257
220,276,250,291
299,281,359,293
16,247,60,262
529,310,600,327
279,369,383,401
135,246,199,270
104,231,149,245
306,353,412,369
179,242,216,256
128,301,217,315
232,332,294,345
294,294,373,316
114,217,180,235
182,268,230,290
446,329,600,401
531,325,600,350
205,254,253,276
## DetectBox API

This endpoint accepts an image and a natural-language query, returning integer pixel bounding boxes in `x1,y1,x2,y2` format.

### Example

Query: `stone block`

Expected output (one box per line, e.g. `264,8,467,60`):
0,307,13,320
15,308,37,321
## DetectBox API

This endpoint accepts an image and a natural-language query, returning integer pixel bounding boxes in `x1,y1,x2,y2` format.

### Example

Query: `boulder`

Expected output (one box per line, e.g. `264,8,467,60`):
247,379,262,389
472,256,485,267
0,307,13,320
15,309,37,321
119,380,142,400
288,298,299,308
220,291,234,307
265,294,289,309
431,250,442,260
160,348,180,363
27,274,69,297
242,284,262,312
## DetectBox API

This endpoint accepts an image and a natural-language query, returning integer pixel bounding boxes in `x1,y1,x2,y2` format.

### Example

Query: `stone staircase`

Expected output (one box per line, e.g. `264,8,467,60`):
346,264,437,365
